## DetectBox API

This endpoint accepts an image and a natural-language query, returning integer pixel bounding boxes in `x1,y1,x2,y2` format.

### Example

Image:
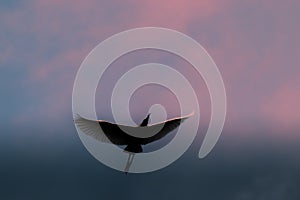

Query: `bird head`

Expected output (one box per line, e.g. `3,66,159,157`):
140,113,151,126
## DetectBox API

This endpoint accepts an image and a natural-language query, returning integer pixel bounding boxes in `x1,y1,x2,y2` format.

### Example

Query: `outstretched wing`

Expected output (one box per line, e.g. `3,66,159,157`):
140,113,192,145
74,115,139,145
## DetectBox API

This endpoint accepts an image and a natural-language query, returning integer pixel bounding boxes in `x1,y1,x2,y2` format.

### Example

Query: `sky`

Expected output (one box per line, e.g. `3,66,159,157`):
1,0,300,199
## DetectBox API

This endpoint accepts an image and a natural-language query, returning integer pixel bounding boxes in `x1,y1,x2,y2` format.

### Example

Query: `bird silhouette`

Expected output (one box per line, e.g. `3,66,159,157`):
74,113,192,153
74,112,192,173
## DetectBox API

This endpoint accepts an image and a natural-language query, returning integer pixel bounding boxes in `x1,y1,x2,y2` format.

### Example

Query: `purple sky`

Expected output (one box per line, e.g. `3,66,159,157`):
1,0,299,136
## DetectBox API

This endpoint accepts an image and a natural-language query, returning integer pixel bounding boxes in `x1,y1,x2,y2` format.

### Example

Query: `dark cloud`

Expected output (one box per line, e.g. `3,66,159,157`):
1,126,299,199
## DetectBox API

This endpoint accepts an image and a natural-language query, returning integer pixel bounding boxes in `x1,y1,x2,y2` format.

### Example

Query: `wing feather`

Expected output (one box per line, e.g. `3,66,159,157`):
74,115,140,145
74,116,112,143
140,114,192,145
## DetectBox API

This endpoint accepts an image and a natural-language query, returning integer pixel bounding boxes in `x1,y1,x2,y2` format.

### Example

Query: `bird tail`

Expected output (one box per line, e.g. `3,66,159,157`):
124,144,143,153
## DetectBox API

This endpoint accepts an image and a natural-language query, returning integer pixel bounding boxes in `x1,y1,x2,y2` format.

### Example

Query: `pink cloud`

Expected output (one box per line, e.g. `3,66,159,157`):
132,0,229,30
2,0,300,135
32,47,88,81
262,78,300,131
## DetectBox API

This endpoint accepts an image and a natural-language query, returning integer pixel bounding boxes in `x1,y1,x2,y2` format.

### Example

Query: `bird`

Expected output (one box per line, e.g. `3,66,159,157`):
74,112,193,173
74,113,192,153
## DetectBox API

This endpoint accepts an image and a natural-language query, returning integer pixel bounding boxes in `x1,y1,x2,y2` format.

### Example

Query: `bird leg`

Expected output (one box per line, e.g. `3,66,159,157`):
124,152,135,174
